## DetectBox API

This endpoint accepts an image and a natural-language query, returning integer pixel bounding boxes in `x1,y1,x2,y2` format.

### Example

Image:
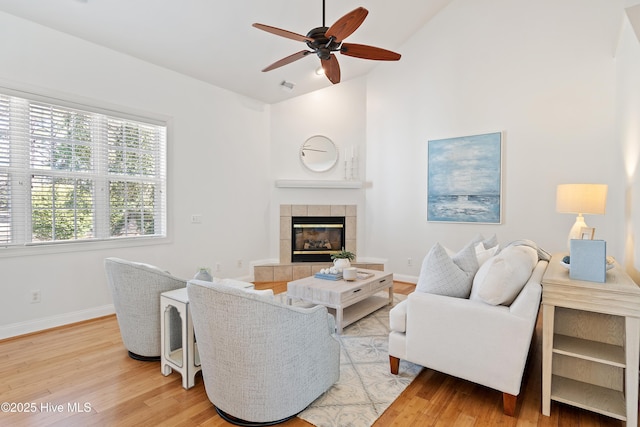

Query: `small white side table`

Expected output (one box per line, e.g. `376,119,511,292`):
160,287,201,389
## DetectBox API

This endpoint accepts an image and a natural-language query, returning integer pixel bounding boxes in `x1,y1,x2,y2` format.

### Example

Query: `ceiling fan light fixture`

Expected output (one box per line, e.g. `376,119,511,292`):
254,3,400,85
280,80,295,91
315,66,325,76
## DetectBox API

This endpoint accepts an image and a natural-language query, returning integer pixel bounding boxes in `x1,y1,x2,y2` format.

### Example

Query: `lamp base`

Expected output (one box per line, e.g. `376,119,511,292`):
567,214,588,250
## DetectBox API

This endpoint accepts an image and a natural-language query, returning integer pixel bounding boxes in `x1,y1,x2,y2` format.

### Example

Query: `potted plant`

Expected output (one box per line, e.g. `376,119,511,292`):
331,249,355,270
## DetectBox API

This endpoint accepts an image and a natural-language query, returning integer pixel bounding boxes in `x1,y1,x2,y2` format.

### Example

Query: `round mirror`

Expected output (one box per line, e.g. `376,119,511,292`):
300,135,339,172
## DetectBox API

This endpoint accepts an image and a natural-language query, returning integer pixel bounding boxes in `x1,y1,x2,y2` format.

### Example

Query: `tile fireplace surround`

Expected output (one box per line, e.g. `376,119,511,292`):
253,204,383,282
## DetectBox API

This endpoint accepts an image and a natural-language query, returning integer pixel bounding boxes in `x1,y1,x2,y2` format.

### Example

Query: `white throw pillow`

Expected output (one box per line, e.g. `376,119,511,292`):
468,234,500,266
416,242,479,298
475,242,500,266
470,245,538,306
444,234,498,262
482,234,499,250
469,233,498,249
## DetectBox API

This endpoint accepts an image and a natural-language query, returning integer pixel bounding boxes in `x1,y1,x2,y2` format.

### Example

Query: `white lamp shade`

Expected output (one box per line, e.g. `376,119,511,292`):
556,184,608,215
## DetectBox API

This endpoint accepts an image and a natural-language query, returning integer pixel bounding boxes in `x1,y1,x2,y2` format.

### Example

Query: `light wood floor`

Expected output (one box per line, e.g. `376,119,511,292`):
0,281,626,426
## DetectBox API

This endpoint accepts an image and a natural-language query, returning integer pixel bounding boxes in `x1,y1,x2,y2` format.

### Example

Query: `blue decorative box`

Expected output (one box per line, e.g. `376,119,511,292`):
570,239,606,283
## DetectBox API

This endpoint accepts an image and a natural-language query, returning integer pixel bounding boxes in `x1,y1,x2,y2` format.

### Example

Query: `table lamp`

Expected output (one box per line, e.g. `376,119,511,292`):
556,183,608,249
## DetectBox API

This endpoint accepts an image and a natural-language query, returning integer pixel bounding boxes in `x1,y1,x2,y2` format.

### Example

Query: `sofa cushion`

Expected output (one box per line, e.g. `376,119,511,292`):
470,245,538,306
416,242,479,298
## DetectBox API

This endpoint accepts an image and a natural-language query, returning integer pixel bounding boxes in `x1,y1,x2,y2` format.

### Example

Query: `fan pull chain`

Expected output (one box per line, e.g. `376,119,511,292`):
322,0,325,27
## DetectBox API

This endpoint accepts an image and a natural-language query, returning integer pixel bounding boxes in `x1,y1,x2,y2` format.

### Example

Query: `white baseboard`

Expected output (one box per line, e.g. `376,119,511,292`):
0,304,115,340
393,273,418,284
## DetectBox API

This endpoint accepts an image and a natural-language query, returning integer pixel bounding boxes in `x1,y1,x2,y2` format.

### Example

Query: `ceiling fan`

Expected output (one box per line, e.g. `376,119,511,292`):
252,0,401,85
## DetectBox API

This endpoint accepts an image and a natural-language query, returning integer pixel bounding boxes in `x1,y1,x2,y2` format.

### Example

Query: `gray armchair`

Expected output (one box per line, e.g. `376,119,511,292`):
187,279,340,425
104,257,186,361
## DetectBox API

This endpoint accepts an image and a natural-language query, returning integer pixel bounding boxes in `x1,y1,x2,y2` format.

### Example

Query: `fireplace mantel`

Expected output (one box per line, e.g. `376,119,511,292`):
275,180,362,189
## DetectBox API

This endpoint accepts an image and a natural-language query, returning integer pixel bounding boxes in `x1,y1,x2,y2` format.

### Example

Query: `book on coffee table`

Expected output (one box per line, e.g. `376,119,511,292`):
314,272,343,281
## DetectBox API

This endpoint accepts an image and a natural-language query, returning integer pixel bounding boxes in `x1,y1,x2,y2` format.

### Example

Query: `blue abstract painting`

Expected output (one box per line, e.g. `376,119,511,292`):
428,132,502,223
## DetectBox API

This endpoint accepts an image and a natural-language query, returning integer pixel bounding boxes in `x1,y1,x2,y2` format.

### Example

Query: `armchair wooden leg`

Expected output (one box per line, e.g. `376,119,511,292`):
389,355,400,374
502,393,517,416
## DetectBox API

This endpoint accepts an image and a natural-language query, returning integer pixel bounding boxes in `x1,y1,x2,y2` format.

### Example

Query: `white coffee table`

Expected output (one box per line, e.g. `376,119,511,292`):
286,268,393,334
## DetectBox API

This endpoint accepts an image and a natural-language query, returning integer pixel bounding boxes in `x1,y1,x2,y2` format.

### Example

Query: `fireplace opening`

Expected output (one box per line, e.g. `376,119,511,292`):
291,216,345,262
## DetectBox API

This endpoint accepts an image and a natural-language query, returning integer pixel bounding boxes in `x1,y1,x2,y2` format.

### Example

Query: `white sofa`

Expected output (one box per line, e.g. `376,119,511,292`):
388,242,548,416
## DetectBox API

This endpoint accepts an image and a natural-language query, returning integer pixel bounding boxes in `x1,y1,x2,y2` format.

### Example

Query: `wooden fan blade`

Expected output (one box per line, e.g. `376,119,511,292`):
340,43,401,61
262,51,312,72
321,55,341,84
325,7,368,42
252,23,313,42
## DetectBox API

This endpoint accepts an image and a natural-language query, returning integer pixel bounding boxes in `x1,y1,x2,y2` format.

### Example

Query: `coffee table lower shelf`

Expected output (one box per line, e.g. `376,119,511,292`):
326,294,390,331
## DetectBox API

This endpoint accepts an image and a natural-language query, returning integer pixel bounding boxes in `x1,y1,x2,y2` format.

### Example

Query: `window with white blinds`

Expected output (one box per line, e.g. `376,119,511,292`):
0,91,166,248
0,96,10,244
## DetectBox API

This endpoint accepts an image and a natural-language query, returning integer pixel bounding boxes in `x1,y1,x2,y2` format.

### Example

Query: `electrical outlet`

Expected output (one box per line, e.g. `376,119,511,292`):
190,214,202,224
237,259,243,268
30,290,41,304
216,263,221,272
407,257,413,267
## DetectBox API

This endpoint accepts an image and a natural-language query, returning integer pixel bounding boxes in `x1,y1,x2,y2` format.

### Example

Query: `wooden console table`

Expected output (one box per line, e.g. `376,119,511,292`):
541,253,640,425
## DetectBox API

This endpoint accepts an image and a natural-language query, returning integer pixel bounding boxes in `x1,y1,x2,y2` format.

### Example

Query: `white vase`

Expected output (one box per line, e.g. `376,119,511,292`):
333,258,351,271
194,268,213,281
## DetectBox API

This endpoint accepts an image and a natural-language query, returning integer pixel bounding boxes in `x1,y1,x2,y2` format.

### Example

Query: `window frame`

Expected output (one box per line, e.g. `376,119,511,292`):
0,84,171,258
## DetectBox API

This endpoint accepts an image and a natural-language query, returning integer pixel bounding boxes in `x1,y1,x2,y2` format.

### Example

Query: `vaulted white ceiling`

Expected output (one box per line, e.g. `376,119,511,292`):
627,4,640,43
0,0,453,104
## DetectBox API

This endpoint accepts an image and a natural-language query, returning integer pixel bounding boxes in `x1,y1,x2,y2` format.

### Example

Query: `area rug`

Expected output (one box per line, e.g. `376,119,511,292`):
286,293,423,427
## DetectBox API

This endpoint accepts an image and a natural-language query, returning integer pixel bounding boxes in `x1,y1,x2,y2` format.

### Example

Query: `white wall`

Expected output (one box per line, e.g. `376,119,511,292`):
2,0,638,337
365,0,625,279
0,12,271,337
617,5,640,282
